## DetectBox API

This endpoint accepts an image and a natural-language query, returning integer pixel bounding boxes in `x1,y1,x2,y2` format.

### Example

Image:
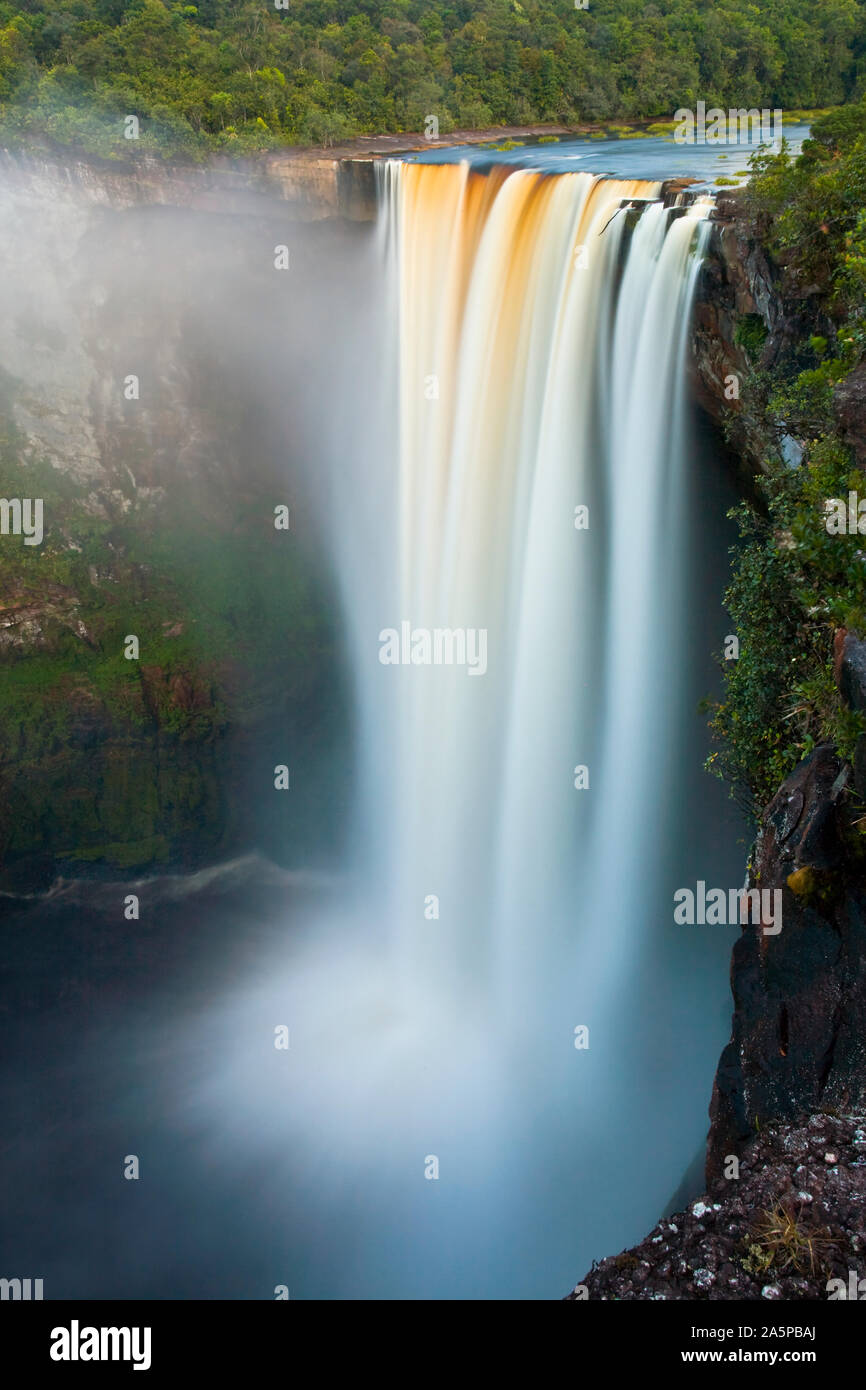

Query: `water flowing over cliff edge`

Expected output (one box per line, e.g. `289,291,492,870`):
220,162,744,1296
0,152,750,1298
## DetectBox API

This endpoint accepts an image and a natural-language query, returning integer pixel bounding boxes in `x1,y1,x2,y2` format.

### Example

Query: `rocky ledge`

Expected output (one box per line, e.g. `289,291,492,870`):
568,1114,866,1300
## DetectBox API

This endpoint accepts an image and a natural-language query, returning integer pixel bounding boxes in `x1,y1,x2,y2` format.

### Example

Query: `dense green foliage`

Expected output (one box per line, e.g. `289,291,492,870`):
0,0,864,156
707,102,866,813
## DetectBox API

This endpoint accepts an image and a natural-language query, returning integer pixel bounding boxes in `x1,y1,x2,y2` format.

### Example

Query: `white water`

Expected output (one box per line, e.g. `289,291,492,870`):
0,159,744,1302
347,164,714,1015
166,163,729,1298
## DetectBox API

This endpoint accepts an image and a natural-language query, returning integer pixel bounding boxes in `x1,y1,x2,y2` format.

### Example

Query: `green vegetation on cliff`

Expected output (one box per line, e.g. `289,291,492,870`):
0,0,863,156
707,102,866,813
0,438,343,884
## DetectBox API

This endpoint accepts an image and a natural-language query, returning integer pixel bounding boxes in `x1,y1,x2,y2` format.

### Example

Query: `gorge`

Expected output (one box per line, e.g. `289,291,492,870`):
1,133,864,1300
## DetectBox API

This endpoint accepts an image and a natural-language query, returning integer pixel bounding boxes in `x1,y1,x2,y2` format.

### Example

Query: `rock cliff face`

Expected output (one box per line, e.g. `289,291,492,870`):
704,630,866,1172
691,188,866,477
0,152,362,891
691,197,866,1186
690,192,774,483
707,739,866,1181
0,148,378,221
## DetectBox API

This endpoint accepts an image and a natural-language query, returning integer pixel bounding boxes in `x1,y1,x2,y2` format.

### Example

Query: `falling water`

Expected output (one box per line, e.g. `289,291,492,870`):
106,160,726,1299
0,156,742,1301
354,162,713,1019
169,160,728,1299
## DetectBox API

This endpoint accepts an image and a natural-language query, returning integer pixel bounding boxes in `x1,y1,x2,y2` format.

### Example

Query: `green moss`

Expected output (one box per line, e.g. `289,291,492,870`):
734,313,769,361
787,865,816,896
71,835,171,869
0,431,342,880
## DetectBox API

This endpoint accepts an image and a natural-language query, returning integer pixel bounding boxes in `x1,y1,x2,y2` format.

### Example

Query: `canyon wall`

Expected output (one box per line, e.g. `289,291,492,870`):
691,193,866,1177
692,189,866,477
0,152,365,891
0,148,378,220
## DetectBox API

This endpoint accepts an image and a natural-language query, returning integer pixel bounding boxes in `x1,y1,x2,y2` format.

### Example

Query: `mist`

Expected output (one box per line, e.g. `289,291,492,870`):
0,154,746,1299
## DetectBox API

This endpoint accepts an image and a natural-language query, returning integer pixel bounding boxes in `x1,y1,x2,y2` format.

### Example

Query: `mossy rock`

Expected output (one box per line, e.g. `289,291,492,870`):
734,313,769,359
71,835,171,869
787,865,816,896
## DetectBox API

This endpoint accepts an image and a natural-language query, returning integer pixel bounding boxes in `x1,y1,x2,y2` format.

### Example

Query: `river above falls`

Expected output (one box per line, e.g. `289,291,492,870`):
402,121,811,187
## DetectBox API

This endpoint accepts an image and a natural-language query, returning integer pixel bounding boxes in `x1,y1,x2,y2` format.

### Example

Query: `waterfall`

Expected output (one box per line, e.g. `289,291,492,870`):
351,161,713,1018
152,157,731,1299
0,154,738,1303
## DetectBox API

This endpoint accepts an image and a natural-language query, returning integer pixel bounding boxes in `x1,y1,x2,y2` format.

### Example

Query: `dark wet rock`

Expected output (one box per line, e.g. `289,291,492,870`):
567,1115,866,1300
833,627,866,811
706,746,866,1183
690,196,773,460
834,629,866,714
